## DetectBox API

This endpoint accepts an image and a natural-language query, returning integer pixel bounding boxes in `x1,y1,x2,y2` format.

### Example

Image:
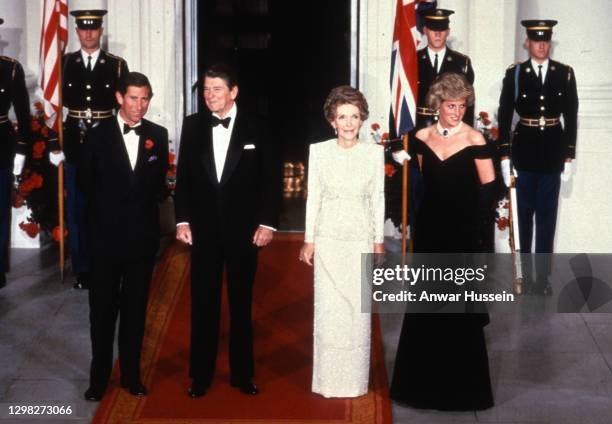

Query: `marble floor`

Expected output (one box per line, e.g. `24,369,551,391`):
1,240,612,423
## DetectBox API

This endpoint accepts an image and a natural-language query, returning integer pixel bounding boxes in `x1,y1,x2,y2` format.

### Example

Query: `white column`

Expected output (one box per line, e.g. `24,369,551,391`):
107,0,184,143
357,0,394,138
439,0,470,55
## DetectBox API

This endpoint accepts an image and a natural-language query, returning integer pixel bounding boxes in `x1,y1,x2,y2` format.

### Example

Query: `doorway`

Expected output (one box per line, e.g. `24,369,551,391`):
190,0,353,231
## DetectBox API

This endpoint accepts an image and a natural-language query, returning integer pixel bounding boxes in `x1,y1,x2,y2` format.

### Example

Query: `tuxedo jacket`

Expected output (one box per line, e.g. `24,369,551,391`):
416,47,475,128
174,109,280,245
78,118,169,259
498,59,578,173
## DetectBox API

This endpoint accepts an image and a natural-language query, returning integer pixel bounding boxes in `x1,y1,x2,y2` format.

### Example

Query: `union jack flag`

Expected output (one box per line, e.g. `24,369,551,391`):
390,0,420,137
390,0,436,137
39,0,68,131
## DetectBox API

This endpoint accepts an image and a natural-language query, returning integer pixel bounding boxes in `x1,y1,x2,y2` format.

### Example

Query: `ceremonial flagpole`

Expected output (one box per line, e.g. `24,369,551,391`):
41,0,68,281
56,20,65,282
401,133,412,257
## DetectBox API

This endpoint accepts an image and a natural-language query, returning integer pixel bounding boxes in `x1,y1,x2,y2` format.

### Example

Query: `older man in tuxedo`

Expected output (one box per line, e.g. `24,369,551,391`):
175,63,280,397
79,72,169,401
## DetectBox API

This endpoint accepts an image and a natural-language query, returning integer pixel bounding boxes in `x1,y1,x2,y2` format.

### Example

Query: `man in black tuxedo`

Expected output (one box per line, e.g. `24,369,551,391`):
174,63,280,397
78,72,169,401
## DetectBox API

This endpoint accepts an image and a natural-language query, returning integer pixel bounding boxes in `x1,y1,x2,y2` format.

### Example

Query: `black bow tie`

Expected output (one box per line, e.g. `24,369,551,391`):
211,116,231,128
123,123,142,136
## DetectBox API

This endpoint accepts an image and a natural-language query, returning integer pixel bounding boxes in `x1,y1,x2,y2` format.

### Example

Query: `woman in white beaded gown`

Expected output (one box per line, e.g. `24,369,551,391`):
299,86,385,398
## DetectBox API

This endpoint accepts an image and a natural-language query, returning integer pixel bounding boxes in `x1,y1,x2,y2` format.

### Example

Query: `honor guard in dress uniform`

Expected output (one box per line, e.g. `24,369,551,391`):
415,8,475,129
49,9,129,289
0,17,31,288
497,20,578,294
390,8,476,242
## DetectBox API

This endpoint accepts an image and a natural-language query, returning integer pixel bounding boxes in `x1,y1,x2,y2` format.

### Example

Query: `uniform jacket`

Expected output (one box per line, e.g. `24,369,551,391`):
497,59,578,173
78,117,168,259
416,47,475,129
0,56,30,169
52,50,129,162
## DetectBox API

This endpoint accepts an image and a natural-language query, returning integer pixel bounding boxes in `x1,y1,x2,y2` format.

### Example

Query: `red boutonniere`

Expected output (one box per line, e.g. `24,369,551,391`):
145,139,154,150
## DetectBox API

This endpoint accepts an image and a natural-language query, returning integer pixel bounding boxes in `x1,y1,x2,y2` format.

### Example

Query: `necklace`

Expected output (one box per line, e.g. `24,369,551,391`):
436,121,463,138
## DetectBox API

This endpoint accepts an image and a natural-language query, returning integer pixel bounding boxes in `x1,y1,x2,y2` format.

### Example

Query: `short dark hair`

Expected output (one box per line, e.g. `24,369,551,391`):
117,72,153,97
203,63,238,89
323,85,369,122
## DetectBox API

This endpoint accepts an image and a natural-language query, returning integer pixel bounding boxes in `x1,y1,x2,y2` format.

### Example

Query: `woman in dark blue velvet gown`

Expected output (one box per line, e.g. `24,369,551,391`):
390,73,495,411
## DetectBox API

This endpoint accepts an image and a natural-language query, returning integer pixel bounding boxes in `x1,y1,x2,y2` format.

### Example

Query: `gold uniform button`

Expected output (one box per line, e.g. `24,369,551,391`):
540,106,545,111
86,85,91,89
540,95,544,100
86,96,92,101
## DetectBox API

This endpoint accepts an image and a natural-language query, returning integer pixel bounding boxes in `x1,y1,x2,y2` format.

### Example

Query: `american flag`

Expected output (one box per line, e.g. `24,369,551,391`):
39,0,68,130
390,0,420,136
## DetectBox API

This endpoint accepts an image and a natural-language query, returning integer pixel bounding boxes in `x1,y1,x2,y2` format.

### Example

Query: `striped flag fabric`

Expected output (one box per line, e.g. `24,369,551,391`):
39,0,68,131
390,0,420,136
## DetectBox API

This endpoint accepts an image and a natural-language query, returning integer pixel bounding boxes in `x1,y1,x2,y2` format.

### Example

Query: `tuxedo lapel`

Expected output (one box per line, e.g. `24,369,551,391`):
133,120,149,176
111,119,134,178
219,111,244,186
200,114,219,185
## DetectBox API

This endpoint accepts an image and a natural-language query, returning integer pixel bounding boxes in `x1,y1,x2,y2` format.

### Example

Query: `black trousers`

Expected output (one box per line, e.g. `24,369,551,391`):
88,255,155,389
189,239,258,385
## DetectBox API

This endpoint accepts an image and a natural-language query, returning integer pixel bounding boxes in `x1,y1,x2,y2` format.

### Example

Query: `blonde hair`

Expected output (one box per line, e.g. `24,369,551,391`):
426,72,475,111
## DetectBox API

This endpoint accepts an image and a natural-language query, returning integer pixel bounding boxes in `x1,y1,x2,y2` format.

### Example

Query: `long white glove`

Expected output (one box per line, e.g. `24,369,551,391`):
13,153,26,176
561,161,572,182
501,158,511,187
49,151,66,167
392,150,411,165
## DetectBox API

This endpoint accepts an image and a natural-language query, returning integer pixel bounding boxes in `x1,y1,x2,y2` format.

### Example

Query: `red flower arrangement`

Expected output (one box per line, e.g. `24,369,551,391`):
52,225,68,242
145,139,154,149
32,141,46,159
18,172,44,196
384,163,397,178
476,111,498,141
19,222,40,239
13,101,60,238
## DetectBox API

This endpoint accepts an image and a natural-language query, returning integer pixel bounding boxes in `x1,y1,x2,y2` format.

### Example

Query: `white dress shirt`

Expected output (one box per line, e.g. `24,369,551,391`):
175,103,276,232
427,46,447,74
117,113,141,170
212,103,237,182
80,48,101,70
531,58,549,82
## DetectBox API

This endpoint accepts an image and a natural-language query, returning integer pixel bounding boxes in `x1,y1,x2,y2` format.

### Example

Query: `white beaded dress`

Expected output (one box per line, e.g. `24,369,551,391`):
304,139,385,398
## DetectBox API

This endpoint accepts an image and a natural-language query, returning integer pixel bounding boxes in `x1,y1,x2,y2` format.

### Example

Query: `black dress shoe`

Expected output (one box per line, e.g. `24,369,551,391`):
0,273,6,289
187,381,210,398
230,380,259,395
127,383,148,396
73,273,90,290
84,386,106,401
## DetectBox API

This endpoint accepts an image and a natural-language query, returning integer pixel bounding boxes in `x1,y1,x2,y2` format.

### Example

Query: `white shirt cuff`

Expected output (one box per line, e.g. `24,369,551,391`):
259,224,277,232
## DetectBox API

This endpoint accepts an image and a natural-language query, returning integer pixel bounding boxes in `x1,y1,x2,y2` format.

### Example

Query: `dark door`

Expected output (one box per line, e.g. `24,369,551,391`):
197,0,351,230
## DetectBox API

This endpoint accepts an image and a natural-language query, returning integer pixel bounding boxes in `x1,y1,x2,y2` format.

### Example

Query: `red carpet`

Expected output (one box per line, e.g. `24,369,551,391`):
92,235,392,423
